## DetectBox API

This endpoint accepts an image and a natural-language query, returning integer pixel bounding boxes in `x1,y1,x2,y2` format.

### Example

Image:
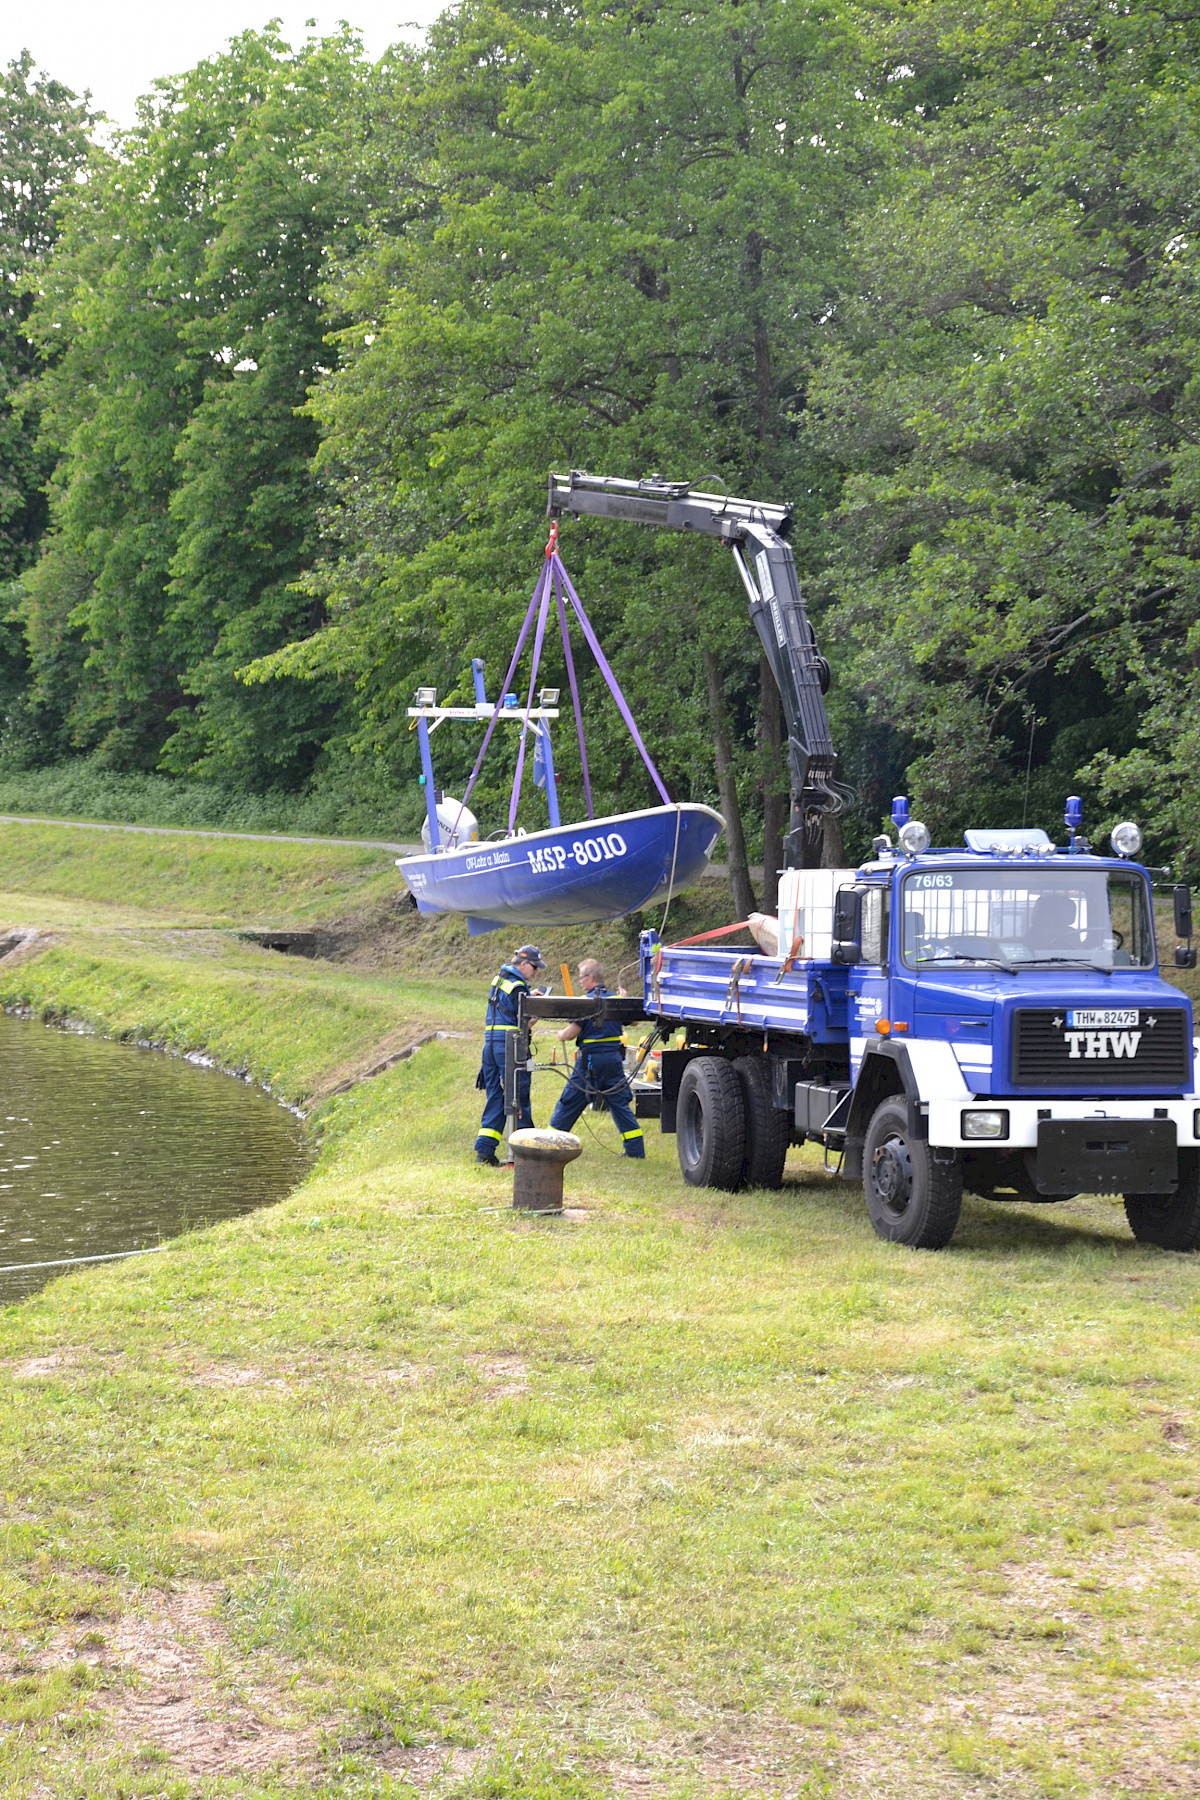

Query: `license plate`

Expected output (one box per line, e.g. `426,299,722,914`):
1066,1008,1138,1029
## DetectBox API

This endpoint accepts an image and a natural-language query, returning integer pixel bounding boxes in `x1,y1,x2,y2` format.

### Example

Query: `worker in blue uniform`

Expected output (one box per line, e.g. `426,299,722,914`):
475,945,544,1165
549,958,645,1157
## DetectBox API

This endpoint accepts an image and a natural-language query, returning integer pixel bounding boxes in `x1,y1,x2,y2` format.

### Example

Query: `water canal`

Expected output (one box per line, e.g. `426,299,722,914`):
0,1012,311,1300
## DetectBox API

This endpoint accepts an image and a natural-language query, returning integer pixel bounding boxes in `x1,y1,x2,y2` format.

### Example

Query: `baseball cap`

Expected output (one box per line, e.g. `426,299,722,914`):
516,944,545,969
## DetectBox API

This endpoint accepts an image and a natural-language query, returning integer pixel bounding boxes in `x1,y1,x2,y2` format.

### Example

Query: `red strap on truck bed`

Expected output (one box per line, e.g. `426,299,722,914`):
666,920,754,948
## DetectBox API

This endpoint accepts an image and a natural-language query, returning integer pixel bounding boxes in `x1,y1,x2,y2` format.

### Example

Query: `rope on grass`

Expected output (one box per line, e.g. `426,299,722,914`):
0,1246,166,1276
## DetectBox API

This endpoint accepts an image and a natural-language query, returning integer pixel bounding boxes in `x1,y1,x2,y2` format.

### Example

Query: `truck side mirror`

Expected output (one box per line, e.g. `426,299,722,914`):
1174,884,1193,939
831,888,863,965
1174,885,1196,967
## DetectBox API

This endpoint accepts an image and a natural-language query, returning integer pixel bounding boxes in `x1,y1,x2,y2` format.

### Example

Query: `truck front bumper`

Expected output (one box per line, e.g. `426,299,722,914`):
926,1098,1195,1196
927,1095,1199,1150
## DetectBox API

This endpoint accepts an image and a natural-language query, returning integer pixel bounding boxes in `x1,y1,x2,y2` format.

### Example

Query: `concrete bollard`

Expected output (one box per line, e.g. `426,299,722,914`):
507,1128,582,1214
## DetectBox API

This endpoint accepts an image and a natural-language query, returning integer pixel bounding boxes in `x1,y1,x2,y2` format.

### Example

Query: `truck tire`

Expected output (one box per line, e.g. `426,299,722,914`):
733,1056,790,1190
676,1057,746,1191
1125,1159,1200,1250
863,1097,963,1249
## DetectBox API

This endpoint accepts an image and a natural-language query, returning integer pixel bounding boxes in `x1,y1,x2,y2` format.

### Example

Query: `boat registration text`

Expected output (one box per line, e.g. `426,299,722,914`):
527,832,628,875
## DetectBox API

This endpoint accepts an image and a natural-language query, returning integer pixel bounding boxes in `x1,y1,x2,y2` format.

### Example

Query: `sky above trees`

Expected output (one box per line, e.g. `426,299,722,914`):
0,1,441,129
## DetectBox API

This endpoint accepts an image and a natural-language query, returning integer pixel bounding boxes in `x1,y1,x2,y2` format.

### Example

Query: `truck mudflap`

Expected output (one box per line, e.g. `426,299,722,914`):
1035,1119,1178,1196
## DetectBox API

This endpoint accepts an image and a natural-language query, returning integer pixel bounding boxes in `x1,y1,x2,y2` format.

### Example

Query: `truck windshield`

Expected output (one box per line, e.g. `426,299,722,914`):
899,867,1155,971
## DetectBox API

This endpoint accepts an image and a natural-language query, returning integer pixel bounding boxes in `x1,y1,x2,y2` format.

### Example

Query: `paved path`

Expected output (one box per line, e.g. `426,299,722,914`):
0,813,422,855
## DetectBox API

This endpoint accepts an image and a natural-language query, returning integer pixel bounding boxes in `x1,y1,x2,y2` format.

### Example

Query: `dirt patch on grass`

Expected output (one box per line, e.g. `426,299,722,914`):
10,1347,82,1378
898,1534,1200,1792
27,1582,319,1781
108,1583,318,1779
377,1743,482,1784
364,1361,435,1387
466,1352,530,1399
186,1360,287,1391
175,1353,439,1394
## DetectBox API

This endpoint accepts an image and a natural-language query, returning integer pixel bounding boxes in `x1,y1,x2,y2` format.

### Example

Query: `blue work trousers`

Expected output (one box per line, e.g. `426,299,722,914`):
549,1050,645,1156
474,1030,532,1159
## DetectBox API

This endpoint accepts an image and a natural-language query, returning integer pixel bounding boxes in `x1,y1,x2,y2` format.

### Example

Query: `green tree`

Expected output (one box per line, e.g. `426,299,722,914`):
24,27,369,781
254,0,876,894
806,0,1200,864
0,52,95,758
0,52,94,580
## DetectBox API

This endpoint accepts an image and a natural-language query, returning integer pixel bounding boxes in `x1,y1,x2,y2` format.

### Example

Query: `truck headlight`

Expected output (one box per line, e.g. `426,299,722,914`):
1194,1108,1200,1140
962,1109,1009,1140
1110,820,1143,857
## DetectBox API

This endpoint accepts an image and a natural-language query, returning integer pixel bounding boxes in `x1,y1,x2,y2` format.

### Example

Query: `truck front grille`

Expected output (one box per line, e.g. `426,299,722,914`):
1011,1008,1191,1089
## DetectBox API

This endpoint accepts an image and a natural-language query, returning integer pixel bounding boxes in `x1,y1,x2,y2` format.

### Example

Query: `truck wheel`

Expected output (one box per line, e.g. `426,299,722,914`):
676,1057,746,1191
733,1056,790,1190
1125,1159,1200,1250
863,1097,963,1249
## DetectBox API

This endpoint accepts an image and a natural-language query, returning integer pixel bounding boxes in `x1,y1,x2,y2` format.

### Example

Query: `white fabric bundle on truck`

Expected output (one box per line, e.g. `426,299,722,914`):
747,913,780,956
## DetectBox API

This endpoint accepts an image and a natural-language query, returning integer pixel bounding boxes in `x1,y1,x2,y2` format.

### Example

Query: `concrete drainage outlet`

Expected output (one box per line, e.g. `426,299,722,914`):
239,931,332,959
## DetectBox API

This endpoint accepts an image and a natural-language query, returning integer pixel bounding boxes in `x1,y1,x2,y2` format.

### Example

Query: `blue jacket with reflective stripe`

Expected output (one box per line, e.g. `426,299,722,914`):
577,986,623,1054
485,963,530,1033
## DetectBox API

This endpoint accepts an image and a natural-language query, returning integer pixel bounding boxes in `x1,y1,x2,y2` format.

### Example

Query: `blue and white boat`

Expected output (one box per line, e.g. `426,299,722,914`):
396,528,725,933
399,803,724,934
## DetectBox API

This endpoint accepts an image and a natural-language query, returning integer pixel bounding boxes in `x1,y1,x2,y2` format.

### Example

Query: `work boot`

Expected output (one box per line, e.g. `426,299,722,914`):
476,1153,500,1167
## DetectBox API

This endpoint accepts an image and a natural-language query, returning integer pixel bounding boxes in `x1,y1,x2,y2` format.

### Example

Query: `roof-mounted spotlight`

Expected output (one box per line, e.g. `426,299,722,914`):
899,820,931,856
1110,820,1143,859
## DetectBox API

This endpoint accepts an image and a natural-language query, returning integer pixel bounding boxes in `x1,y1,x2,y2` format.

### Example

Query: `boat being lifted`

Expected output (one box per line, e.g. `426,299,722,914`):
396,523,725,935
401,803,724,934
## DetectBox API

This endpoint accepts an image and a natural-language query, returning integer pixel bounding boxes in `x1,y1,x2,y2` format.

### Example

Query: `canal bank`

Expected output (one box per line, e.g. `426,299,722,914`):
1,823,1200,1798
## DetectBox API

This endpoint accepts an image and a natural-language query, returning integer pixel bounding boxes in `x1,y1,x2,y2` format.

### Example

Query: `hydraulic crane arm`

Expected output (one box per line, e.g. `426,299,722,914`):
546,470,846,867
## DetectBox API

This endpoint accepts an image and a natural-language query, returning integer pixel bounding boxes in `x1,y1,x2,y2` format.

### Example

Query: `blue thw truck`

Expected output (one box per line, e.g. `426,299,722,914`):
632,822,1199,1249
514,474,1200,1249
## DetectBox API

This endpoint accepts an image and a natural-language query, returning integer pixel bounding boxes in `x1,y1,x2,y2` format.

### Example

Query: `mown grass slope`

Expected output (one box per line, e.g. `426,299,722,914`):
0,822,1194,1798
2,1038,1200,1799
0,821,398,928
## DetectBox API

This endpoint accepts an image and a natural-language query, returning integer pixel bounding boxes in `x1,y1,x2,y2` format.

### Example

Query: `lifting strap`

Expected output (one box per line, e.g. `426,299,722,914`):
667,920,754,948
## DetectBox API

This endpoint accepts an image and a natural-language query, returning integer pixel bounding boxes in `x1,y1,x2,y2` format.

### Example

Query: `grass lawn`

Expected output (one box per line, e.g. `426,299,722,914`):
0,822,400,930
0,823,1196,1799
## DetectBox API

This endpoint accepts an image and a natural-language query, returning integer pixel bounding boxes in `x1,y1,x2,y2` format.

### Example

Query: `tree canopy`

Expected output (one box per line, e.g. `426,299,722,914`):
22,27,370,780
4,1,1200,876
810,0,1200,863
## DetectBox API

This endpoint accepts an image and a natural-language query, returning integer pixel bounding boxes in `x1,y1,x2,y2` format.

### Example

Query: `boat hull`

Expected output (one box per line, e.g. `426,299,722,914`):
397,805,725,929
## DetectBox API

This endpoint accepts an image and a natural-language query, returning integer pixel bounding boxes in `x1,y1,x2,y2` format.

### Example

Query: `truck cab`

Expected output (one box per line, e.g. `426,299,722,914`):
639,811,1200,1251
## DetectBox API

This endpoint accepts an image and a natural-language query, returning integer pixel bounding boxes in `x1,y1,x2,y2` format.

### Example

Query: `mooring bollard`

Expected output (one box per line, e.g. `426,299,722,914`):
507,1128,582,1214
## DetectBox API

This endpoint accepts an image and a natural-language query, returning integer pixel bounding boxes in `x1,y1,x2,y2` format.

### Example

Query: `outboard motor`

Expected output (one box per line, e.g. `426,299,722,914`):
421,794,479,854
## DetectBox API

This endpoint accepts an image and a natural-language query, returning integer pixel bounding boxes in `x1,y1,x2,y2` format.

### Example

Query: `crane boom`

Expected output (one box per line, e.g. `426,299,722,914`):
546,470,845,867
